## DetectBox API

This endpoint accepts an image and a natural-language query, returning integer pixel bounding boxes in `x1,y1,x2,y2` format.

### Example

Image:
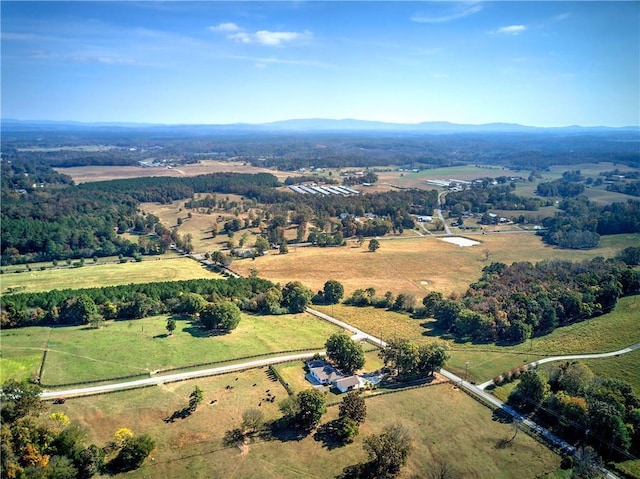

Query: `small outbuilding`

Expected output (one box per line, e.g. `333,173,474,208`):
335,376,365,393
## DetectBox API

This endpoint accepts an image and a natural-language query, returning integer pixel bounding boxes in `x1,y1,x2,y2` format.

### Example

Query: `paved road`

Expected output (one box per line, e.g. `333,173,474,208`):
477,343,640,390
40,352,324,399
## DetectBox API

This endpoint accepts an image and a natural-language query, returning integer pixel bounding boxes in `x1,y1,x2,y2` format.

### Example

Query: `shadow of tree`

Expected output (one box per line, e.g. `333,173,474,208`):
182,324,229,338
335,463,371,479
491,408,514,424
265,420,309,443
163,407,193,423
313,420,347,450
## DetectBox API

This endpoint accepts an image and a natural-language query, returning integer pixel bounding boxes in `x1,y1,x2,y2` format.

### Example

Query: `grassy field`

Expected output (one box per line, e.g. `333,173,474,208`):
1,312,343,386
1,257,221,294
232,233,640,298
49,369,560,479
315,295,640,385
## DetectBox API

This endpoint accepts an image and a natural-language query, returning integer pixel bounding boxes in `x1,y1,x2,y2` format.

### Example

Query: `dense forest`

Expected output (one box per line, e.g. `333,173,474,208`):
416,258,640,344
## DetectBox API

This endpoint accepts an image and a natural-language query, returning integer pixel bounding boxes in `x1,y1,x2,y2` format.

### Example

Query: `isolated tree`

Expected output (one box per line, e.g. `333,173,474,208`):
254,236,269,255
281,281,313,313
200,301,241,331
296,389,327,431
325,333,365,374
339,391,367,425
188,386,204,412
166,317,176,336
279,241,289,254
368,239,380,252
323,280,345,304
241,408,264,434
337,416,360,443
278,395,301,423
363,424,413,478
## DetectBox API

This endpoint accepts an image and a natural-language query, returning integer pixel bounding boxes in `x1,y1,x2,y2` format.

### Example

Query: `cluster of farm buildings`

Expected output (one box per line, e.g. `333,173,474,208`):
305,359,380,394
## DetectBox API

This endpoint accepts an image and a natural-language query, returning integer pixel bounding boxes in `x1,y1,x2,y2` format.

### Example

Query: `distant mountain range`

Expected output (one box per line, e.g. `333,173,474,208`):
2,118,639,133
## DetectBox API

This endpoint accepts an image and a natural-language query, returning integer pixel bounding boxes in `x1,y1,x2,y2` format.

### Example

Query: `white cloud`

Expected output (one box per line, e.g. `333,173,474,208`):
553,12,570,22
228,30,312,46
208,22,312,47
411,1,482,24
494,25,527,35
71,55,136,65
208,22,241,33
224,54,329,68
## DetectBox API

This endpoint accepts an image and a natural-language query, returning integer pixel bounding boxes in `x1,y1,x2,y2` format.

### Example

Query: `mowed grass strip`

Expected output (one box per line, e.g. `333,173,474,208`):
316,295,639,385
55,369,560,479
38,312,343,386
231,233,639,297
1,257,222,294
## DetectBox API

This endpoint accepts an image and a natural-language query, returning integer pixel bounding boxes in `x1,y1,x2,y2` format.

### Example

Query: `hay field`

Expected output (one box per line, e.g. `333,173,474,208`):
231,233,638,297
1,257,221,294
56,160,288,184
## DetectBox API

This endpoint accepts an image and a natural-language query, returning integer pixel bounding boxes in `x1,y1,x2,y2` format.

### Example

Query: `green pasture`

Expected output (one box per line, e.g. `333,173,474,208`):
3,312,343,386
1,256,220,294
53,370,560,479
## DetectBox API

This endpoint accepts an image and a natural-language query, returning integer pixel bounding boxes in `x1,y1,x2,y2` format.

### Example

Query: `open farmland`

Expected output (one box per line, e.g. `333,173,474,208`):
1,312,343,386
231,233,640,297
49,371,561,479
1,257,222,294
55,160,289,184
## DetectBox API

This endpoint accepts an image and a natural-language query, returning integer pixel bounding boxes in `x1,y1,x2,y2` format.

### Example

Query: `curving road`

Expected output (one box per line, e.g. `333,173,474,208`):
478,343,640,390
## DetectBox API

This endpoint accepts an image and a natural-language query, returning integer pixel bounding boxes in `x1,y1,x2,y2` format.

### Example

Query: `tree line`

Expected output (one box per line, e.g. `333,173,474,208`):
0,277,319,330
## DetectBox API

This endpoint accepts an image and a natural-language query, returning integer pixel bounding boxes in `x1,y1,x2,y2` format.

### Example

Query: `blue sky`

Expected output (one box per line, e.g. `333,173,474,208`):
2,1,639,126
